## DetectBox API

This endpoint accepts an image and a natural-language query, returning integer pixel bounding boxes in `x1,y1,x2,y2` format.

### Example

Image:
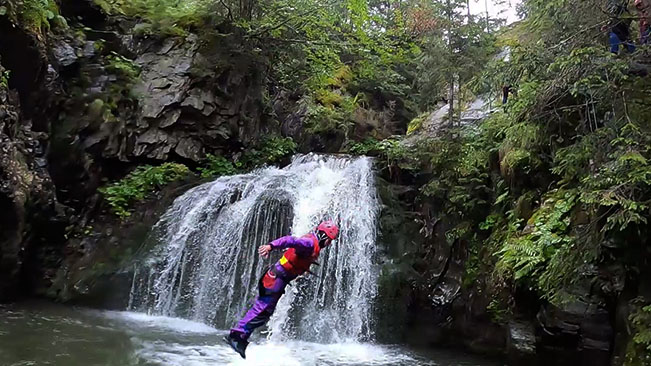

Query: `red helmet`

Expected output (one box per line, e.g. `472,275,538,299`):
317,220,339,240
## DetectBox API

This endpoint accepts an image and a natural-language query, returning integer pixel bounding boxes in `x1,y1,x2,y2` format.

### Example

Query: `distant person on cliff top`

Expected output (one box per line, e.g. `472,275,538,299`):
606,0,636,54
635,0,650,44
502,85,515,105
224,220,340,359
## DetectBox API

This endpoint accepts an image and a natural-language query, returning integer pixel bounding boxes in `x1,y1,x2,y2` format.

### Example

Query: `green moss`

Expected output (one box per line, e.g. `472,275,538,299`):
132,22,154,36
325,65,353,88
86,99,105,120
500,148,539,176
106,52,140,82
99,163,191,219
316,89,344,107
406,113,428,135
16,0,60,33
93,40,106,53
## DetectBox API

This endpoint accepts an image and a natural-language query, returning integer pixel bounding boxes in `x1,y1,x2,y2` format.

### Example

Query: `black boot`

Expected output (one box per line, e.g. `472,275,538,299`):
224,334,248,359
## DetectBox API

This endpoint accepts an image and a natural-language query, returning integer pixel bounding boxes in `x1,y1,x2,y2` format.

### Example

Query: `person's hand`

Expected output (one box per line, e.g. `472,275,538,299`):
258,244,272,258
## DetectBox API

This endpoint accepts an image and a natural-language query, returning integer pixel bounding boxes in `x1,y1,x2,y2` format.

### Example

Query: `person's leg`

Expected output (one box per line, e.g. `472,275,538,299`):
625,39,637,53
230,295,278,340
610,31,622,54
230,270,286,341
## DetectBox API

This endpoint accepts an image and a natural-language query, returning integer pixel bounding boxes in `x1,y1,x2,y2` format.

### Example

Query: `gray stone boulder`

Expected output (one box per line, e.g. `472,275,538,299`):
507,320,537,365
536,298,612,366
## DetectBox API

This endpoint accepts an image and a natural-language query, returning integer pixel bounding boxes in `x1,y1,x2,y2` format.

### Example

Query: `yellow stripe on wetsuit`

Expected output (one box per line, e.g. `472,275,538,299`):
279,256,289,266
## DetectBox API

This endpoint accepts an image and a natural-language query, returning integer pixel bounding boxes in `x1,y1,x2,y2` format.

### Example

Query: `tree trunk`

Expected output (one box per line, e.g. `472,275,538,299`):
448,0,454,126
485,0,490,33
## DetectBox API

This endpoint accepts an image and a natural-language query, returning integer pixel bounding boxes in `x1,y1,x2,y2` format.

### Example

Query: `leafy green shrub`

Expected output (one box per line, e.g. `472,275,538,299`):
348,137,400,157
420,128,493,220
551,135,595,184
106,52,140,81
0,69,9,89
625,299,651,366
99,52,141,117
487,297,512,324
198,137,297,179
94,0,211,36
580,123,651,232
238,136,297,169
347,137,416,168
348,138,382,155
99,163,190,218
198,154,237,178
301,92,359,136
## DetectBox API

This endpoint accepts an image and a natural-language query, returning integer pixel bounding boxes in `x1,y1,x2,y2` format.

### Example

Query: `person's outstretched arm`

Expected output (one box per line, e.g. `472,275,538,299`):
258,235,314,258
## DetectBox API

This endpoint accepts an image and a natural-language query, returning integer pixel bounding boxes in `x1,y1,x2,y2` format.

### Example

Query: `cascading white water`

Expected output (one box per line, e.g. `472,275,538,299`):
129,154,380,343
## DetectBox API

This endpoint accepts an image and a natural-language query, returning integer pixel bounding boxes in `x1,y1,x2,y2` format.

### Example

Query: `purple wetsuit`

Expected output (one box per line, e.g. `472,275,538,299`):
230,233,318,341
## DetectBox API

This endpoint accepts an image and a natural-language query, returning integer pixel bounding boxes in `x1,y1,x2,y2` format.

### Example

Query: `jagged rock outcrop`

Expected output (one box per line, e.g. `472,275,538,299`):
0,61,68,300
0,1,269,299
507,321,537,365
47,23,267,208
536,298,612,366
127,31,265,162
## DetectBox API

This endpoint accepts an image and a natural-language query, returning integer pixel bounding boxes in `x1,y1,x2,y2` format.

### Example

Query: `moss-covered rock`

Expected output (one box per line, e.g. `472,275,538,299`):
47,176,200,308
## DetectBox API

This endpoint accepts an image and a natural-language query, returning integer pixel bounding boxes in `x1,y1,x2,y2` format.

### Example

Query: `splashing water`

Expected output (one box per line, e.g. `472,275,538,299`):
0,302,498,366
129,154,380,343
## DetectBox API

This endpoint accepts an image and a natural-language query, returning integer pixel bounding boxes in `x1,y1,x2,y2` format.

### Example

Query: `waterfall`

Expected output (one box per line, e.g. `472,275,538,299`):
129,154,380,343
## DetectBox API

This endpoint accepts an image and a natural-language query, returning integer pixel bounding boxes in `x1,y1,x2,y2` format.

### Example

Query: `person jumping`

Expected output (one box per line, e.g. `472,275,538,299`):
224,220,340,359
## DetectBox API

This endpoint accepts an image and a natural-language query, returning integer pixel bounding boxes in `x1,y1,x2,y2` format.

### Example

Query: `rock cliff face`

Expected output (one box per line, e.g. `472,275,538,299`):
48,21,268,210
376,173,619,366
0,0,271,299
0,41,69,301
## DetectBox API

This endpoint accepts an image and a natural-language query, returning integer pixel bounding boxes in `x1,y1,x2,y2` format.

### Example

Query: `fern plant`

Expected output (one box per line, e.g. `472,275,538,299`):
198,154,237,178
495,189,578,299
625,298,651,366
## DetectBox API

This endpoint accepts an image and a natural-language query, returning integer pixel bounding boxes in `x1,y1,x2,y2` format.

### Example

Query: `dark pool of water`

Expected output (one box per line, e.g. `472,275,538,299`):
0,302,500,366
